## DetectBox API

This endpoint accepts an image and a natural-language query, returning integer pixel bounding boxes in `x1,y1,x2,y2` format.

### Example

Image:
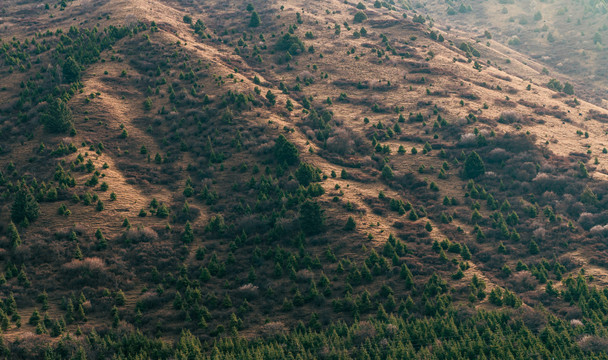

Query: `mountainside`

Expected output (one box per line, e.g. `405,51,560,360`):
417,0,608,107
2,0,608,358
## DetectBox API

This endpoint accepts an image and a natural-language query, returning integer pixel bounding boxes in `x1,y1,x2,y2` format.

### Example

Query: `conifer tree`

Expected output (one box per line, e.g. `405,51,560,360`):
11,184,39,225
464,151,485,179
274,135,299,165
62,56,81,83
249,11,261,27
7,222,21,249
41,97,73,133
300,200,325,235
182,221,194,243
344,216,356,231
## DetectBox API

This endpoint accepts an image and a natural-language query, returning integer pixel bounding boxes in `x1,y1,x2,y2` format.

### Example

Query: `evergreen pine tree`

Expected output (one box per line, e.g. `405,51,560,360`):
41,97,73,133
249,11,261,27
464,151,485,178
8,222,21,249
62,56,81,83
11,184,39,225
300,200,325,235
274,134,299,165
182,221,194,243
344,216,356,231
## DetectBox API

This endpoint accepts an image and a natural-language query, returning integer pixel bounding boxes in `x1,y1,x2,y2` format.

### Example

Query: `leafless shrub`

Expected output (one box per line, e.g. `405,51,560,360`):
235,214,269,234
542,191,558,202
124,227,159,243
492,73,512,82
588,109,608,123
253,138,275,155
459,92,479,100
273,216,299,234
326,128,355,155
579,335,608,353
237,283,259,299
459,133,477,146
296,269,315,282
571,319,584,327
498,111,522,124
558,255,582,270
166,111,180,121
305,129,316,140
392,221,405,229
299,71,313,79
453,118,468,126
352,321,377,344
62,257,110,287
282,179,300,193
138,291,167,310
487,148,509,163
517,307,547,332
243,133,270,149
54,223,87,239
127,242,178,271
9,331,51,358
513,162,537,182
326,127,369,155
260,321,288,338
496,133,537,153
63,257,106,272
534,107,568,120
590,225,608,236
508,271,536,292
518,99,538,108
54,227,73,238
533,227,546,240
539,163,556,174
82,300,93,313
372,206,385,215
495,99,518,108
532,174,570,195
579,212,597,231
385,324,398,337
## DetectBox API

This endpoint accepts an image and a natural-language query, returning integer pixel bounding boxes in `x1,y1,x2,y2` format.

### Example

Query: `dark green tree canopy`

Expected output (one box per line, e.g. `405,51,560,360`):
249,11,261,27
354,11,368,23
300,200,325,235
274,134,299,165
275,33,305,55
381,165,394,180
547,78,563,92
464,151,485,179
41,97,73,133
265,90,276,105
8,222,21,249
295,162,320,186
11,184,40,225
62,56,81,83
344,216,356,231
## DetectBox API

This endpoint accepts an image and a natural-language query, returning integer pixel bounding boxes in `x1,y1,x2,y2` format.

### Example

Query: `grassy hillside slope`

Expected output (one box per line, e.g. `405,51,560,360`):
1,0,608,358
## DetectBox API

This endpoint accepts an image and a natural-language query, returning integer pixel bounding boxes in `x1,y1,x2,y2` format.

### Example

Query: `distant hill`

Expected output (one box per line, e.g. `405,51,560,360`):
417,0,608,107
